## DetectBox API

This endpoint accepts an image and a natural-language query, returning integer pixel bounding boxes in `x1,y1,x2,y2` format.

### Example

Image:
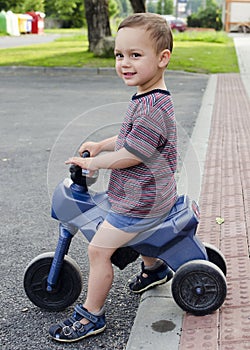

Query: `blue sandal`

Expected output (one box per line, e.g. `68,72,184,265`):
129,262,173,293
49,304,106,342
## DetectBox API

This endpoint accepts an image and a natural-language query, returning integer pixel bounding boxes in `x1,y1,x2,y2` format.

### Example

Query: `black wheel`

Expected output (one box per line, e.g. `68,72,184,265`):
204,242,227,276
23,252,83,311
171,260,227,316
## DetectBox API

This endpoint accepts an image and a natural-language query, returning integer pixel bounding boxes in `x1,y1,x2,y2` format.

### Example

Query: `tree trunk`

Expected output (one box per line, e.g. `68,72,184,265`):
129,0,146,13
84,0,111,52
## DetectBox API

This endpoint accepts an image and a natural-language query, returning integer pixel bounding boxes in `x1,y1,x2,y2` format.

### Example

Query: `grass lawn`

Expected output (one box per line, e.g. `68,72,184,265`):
170,30,239,73
0,30,239,74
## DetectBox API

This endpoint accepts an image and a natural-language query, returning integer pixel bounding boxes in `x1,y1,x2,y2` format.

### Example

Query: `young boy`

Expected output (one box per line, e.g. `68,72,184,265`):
49,12,177,343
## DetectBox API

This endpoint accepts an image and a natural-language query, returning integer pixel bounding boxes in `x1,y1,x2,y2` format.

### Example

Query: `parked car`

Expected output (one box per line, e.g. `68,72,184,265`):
162,15,187,32
168,18,187,32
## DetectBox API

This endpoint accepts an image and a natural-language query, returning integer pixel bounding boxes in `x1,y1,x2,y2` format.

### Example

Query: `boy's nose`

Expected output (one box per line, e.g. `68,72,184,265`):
121,56,131,67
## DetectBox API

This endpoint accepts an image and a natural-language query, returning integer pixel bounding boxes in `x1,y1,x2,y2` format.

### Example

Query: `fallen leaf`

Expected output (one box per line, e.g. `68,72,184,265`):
216,217,224,225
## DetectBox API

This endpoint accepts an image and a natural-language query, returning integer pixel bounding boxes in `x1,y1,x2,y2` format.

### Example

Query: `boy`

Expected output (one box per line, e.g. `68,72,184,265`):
49,12,177,343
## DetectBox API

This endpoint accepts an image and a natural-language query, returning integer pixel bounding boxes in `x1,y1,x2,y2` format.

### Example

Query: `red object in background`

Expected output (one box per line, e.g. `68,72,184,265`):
26,11,45,34
169,19,187,32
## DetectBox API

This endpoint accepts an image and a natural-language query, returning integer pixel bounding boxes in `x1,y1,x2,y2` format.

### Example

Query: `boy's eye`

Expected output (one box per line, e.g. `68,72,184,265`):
115,53,123,59
132,53,141,58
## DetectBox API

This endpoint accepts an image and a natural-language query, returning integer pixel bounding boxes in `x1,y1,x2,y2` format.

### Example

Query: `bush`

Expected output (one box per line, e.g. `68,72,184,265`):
187,3,223,31
187,13,201,27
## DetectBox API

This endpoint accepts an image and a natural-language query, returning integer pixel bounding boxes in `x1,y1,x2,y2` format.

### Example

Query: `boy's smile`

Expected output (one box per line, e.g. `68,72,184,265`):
122,71,136,79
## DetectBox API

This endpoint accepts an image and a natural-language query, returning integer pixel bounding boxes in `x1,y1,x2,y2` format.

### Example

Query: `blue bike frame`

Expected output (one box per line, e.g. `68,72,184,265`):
46,178,207,292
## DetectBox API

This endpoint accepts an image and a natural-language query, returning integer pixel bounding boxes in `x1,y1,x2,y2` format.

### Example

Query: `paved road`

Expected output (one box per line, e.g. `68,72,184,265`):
0,68,208,350
0,33,61,49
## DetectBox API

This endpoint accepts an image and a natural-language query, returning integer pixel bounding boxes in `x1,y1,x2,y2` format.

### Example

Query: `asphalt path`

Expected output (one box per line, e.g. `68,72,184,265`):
0,68,208,350
0,33,62,49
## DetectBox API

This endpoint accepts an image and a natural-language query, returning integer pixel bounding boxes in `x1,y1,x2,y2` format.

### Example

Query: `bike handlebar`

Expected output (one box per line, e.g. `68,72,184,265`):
69,150,98,188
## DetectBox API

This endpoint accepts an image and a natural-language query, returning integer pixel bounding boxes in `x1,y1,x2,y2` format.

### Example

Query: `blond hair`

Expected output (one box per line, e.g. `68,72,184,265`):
117,12,173,53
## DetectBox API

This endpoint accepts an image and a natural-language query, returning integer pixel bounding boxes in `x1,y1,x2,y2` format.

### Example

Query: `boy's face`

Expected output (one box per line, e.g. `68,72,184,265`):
114,27,170,94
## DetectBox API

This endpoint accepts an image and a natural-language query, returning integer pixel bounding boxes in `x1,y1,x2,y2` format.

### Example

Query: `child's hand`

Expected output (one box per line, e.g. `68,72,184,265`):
78,142,101,157
65,157,98,176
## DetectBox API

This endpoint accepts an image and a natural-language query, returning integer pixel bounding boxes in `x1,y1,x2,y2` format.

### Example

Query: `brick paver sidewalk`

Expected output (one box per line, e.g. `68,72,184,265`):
179,73,250,349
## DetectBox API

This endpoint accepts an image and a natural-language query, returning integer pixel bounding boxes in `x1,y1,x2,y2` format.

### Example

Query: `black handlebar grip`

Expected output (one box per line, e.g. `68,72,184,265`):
81,150,90,158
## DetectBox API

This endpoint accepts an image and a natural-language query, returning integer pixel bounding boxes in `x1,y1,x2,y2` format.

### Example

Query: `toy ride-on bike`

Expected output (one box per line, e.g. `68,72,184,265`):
24,152,227,316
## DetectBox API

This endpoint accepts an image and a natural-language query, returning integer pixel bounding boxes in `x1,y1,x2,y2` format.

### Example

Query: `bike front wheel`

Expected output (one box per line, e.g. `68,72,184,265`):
23,252,83,311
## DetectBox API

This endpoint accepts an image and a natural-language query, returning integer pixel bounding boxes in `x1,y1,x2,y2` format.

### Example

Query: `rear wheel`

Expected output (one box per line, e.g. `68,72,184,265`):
171,260,227,315
23,252,83,311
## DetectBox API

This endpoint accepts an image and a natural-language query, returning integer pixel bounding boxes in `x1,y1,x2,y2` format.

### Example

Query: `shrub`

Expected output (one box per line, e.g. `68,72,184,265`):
187,3,223,31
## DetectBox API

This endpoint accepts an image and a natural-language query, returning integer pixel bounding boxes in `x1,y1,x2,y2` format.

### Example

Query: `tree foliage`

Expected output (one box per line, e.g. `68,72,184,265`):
186,0,203,14
156,0,173,15
45,0,84,27
0,0,153,56
117,0,132,16
0,0,45,12
0,1,147,26
187,0,222,30
109,0,120,18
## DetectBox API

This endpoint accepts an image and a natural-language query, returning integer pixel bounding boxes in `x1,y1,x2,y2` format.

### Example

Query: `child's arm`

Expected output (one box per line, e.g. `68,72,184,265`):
66,147,141,171
78,136,118,157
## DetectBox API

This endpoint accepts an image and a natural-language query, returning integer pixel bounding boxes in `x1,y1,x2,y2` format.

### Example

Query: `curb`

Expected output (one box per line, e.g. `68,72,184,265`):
0,65,117,76
0,65,207,77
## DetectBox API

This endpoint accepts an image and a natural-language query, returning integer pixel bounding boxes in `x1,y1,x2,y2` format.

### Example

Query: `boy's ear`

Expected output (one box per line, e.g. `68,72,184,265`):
158,49,171,68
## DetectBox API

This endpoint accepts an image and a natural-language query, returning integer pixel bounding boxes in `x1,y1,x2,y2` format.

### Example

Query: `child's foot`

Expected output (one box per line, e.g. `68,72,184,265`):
129,261,173,293
49,304,106,342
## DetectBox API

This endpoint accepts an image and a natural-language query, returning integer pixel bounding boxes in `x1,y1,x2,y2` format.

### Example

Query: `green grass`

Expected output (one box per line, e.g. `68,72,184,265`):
169,31,239,73
170,40,238,74
174,30,229,43
0,30,239,73
0,35,114,67
44,28,87,35
0,34,115,67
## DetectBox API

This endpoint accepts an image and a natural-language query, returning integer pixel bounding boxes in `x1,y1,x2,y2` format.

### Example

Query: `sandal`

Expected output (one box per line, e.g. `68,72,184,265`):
49,304,106,343
129,261,173,293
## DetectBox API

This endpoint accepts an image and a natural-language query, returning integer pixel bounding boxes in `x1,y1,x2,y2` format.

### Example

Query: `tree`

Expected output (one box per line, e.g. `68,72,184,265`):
156,0,173,15
147,0,156,13
166,0,174,15
187,0,222,30
0,0,44,12
0,0,20,11
45,0,84,27
129,0,146,12
22,0,44,12
109,0,119,18
83,0,147,57
118,0,132,16
186,0,203,14
84,0,112,55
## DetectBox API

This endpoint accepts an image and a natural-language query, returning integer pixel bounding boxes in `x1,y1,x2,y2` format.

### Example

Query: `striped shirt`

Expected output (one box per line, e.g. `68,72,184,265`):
108,89,178,218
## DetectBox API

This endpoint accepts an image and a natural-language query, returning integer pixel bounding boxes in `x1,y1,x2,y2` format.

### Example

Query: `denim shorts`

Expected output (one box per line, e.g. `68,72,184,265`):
105,211,166,234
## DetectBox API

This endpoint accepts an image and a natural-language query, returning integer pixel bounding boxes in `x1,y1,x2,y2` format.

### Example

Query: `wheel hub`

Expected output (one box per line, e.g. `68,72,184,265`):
194,285,205,295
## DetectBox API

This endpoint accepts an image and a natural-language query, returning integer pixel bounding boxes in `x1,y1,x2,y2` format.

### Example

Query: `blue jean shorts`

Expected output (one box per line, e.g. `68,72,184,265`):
105,211,166,234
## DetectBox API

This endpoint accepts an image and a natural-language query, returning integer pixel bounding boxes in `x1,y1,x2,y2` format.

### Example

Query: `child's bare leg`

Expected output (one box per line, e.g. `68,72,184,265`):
140,256,165,277
81,220,137,322
141,256,160,267
49,220,137,341
83,244,115,315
